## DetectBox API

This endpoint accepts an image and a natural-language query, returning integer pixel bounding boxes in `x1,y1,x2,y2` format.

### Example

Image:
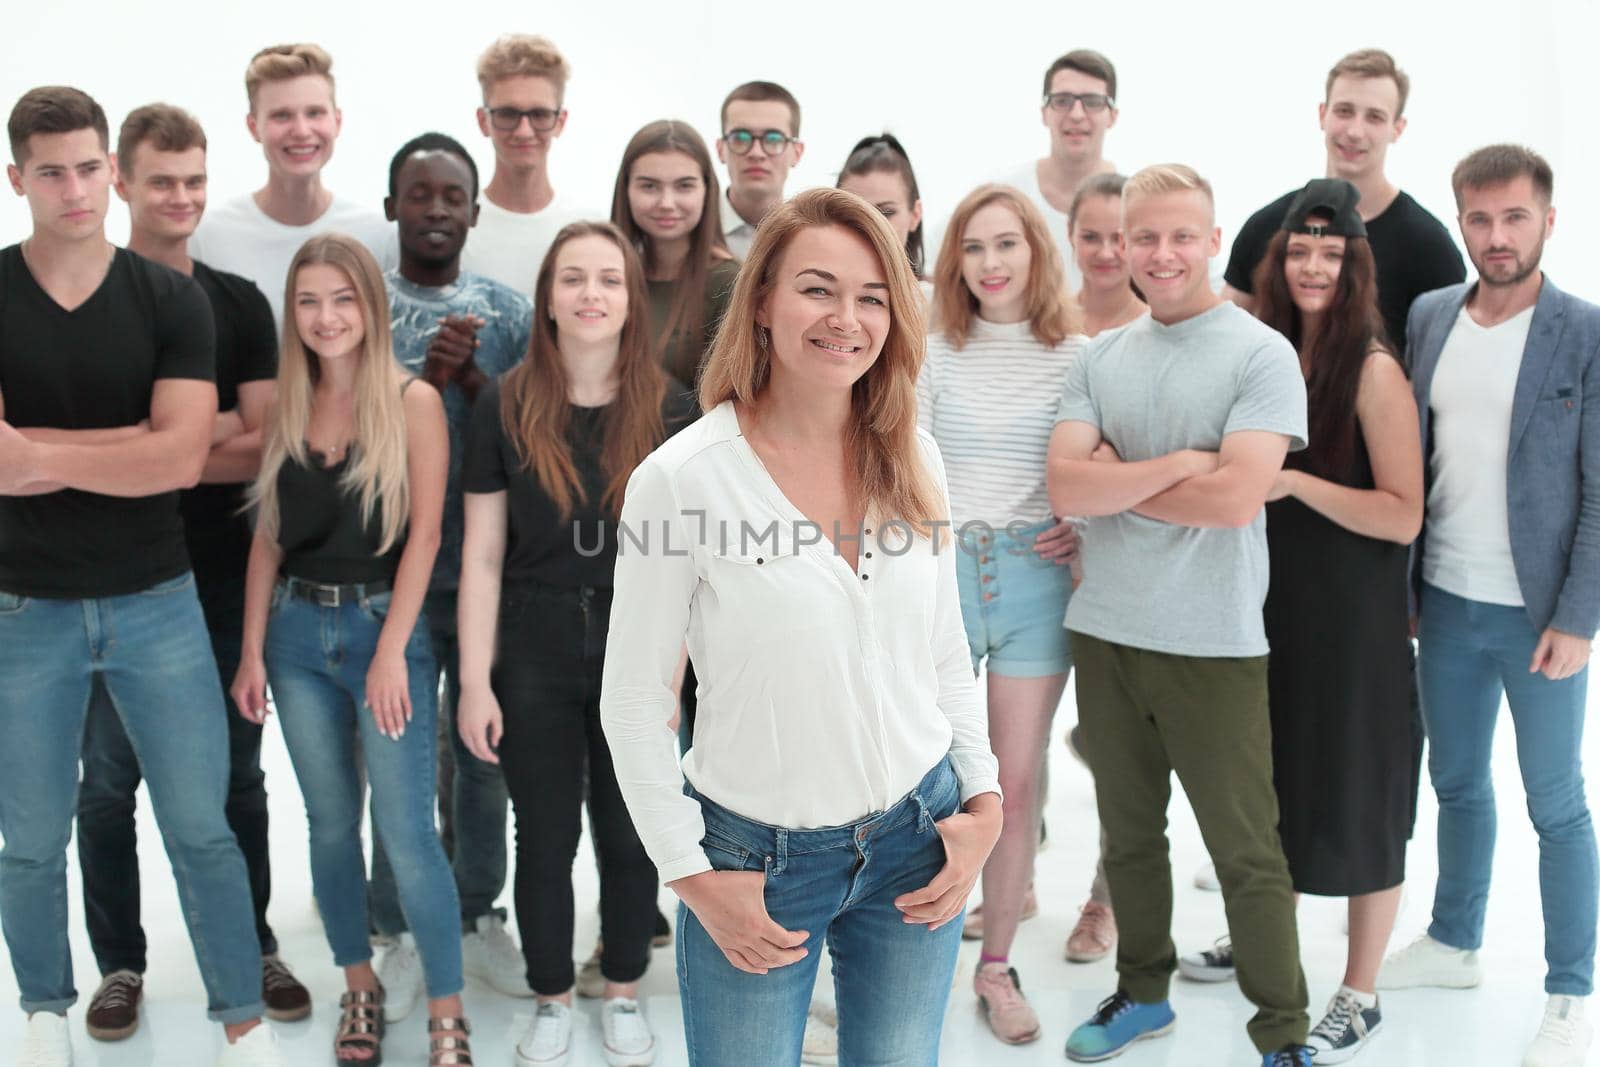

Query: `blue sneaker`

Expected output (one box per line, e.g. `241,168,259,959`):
1065,991,1176,1062
1263,1045,1314,1066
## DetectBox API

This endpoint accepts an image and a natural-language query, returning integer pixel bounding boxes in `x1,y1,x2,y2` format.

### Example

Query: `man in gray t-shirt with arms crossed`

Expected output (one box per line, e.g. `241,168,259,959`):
1047,164,1311,1066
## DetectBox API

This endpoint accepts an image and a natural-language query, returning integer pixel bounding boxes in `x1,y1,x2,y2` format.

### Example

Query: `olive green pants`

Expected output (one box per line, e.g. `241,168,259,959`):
1070,631,1309,1053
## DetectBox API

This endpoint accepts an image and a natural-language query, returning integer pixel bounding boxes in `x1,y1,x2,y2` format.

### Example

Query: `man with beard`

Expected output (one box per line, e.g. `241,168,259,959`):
1379,144,1598,1067
366,132,533,1019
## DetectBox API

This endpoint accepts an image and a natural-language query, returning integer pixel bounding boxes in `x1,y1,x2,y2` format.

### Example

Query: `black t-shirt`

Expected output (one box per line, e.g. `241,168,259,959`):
462,378,697,589
0,246,215,598
179,262,277,587
1224,189,1466,354
276,448,405,585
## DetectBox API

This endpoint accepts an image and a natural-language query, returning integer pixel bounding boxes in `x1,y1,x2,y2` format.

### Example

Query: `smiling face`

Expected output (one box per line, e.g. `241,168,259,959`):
8,128,114,243
1319,75,1405,183
1042,67,1117,164
549,233,629,347
627,150,705,244
476,74,566,175
294,261,365,362
717,99,802,199
248,75,340,179
387,149,477,270
1124,189,1221,322
1070,193,1127,293
757,223,891,395
1283,228,1347,317
1458,175,1554,289
117,144,207,242
959,201,1033,323
838,169,922,254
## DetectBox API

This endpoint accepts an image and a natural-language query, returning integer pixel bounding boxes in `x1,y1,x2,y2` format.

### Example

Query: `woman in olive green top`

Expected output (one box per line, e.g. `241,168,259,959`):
611,120,740,396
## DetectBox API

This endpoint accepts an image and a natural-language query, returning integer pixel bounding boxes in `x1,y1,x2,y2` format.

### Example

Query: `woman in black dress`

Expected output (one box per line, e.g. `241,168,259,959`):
1253,179,1424,1062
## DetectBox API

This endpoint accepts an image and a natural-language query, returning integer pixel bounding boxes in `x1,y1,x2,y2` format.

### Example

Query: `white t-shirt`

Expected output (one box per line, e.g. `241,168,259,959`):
460,192,589,299
993,161,1081,292
188,193,396,330
1423,305,1536,606
719,190,758,261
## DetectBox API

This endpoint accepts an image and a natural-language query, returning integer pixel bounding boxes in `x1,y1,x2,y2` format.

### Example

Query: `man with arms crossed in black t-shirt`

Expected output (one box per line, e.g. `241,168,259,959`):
1221,48,1465,352
69,102,313,1046
0,88,287,1067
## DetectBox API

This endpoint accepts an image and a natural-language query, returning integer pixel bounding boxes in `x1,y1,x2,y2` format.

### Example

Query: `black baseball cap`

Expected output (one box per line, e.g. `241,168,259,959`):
1280,178,1366,238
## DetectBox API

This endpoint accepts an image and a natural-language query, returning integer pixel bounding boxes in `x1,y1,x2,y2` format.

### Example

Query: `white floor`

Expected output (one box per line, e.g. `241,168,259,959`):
0,677,1593,1067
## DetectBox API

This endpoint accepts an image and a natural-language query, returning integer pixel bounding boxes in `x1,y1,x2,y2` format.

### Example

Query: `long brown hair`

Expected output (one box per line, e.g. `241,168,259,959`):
698,187,945,536
1252,227,1391,478
610,120,734,373
931,183,1080,348
500,221,667,519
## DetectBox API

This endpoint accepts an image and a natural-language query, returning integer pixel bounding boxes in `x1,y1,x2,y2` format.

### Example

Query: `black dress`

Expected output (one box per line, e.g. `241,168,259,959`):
1265,432,1418,897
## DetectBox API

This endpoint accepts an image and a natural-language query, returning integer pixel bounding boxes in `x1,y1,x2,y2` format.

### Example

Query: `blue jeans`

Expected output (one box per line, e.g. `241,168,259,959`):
265,584,464,998
678,759,964,1067
954,520,1072,678
1419,583,1599,995
370,589,509,936
0,573,264,1022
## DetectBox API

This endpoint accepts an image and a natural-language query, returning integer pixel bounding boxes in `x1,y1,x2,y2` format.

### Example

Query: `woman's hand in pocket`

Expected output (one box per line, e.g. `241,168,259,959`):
671,869,809,975
893,791,1002,931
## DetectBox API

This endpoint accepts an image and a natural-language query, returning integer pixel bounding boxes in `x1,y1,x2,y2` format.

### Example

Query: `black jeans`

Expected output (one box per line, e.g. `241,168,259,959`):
75,569,275,974
495,583,657,995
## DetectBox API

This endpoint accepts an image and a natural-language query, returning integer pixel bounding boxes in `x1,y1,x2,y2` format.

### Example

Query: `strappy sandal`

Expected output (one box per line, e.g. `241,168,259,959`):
428,1016,473,1065
334,987,385,1064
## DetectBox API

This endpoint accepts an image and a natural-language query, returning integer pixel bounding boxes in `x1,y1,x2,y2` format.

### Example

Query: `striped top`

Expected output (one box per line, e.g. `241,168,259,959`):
918,317,1087,526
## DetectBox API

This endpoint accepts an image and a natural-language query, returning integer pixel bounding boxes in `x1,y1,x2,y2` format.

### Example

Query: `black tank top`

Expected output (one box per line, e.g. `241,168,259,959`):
276,446,406,584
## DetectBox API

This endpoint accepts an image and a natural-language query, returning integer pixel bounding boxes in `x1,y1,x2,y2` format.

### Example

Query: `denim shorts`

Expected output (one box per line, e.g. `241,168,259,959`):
954,518,1073,678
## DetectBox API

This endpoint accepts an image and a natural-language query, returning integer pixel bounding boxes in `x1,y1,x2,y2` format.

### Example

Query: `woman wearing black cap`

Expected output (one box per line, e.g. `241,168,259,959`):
1182,177,1423,1063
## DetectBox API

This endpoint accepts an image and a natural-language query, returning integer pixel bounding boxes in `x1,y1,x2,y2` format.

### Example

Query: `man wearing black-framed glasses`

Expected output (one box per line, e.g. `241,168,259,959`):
715,80,804,258
462,34,589,296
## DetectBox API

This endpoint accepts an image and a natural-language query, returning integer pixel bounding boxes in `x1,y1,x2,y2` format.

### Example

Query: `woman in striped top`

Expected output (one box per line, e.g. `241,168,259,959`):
919,183,1086,1045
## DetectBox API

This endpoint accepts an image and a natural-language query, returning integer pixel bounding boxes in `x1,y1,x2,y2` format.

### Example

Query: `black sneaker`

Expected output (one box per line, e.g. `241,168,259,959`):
1177,936,1234,982
1306,988,1382,1063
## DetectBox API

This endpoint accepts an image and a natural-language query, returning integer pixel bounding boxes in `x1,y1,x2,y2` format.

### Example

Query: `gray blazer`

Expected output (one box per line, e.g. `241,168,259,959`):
1408,276,1600,636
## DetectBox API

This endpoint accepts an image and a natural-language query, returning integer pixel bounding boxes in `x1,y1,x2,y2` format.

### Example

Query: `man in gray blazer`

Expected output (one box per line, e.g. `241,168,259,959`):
1378,144,1598,1067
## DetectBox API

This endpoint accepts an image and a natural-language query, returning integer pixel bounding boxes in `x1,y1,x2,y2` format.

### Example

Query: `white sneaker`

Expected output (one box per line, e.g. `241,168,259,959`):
375,934,425,1022
1375,933,1482,990
1193,862,1220,891
601,997,656,1066
801,1003,839,1065
215,1024,287,1067
516,1001,573,1066
1524,995,1593,1067
463,913,534,997
575,942,605,999
16,1012,72,1067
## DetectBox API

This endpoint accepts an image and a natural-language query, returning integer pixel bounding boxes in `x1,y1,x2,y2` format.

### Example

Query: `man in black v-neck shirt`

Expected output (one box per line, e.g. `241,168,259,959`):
68,103,313,1043
1220,49,1465,353
0,87,287,1065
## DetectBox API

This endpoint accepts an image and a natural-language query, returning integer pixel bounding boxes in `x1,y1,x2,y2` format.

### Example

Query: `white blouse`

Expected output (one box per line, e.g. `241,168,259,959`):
600,401,1000,885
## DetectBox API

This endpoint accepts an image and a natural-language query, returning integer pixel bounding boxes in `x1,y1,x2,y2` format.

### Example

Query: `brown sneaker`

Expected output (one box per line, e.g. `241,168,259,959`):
973,963,1040,1044
262,955,312,1022
960,884,1038,941
1065,900,1117,963
86,969,143,1041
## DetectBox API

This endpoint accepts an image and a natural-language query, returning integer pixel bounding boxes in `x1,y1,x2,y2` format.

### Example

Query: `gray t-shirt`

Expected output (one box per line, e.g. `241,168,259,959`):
1056,301,1307,657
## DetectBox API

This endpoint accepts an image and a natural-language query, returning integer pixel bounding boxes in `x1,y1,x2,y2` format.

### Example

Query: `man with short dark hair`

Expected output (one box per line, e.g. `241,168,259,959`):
716,81,804,258
0,85,286,1067
1378,143,1598,1067
69,100,311,1046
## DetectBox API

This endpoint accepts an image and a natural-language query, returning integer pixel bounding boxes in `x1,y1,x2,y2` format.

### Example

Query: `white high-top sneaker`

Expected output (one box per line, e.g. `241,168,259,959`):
215,1024,287,1067
1524,996,1593,1067
1375,933,1482,990
462,913,533,997
375,933,425,1022
17,1012,72,1067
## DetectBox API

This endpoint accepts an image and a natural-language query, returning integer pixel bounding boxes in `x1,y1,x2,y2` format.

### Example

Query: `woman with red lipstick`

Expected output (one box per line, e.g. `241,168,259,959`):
456,221,694,1066
921,183,1085,1045
612,120,740,400
1184,178,1423,1064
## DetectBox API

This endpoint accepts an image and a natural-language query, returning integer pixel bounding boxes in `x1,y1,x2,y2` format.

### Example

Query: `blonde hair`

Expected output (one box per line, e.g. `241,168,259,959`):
250,234,411,555
476,35,570,101
245,44,335,111
1123,163,1215,221
698,187,945,536
931,183,1080,348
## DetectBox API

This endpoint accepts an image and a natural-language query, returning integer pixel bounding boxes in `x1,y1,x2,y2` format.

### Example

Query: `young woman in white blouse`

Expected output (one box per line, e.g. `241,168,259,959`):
601,187,1001,1066
921,183,1087,1045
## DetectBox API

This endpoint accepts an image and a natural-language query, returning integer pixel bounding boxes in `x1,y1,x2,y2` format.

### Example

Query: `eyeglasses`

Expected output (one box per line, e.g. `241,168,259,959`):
722,128,796,156
1043,91,1115,114
485,106,562,132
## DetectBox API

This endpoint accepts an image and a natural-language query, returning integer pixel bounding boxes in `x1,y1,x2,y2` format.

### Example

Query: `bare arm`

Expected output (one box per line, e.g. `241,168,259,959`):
457,490,507,693
19,424,148,445
0,386,64,494
1220,283,1255,313
1274,353,1423,544
28,378,216,496
201,380,276,485
230,527,284,723
1133,430,1293,528
1046,419,1216,517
